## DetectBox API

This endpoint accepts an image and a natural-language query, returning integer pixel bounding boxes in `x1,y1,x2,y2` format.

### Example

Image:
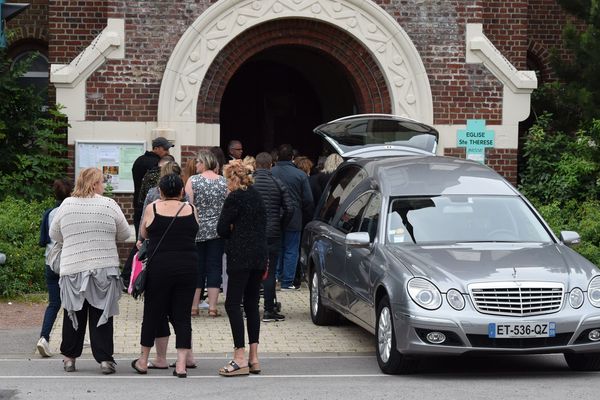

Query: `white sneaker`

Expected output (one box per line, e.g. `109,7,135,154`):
36,337,52,357
198,300,210,310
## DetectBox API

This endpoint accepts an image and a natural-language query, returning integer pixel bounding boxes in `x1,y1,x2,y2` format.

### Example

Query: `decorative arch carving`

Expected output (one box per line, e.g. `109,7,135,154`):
157,0,433,127
197,19,391,123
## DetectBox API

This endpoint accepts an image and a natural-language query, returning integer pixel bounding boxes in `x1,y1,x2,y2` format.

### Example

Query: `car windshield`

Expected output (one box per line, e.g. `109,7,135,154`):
386,195,553,245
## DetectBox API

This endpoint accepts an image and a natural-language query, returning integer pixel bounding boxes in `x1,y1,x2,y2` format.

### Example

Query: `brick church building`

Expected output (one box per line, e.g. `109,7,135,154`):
5,0,580,223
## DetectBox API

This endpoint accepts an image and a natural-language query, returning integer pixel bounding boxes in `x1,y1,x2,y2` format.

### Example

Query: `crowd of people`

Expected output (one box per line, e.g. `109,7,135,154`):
37,137,344,377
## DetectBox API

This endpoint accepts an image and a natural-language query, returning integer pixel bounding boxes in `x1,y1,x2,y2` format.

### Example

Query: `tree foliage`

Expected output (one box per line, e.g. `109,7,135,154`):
523,1,600,203
0,48,70,201
532,0,600,131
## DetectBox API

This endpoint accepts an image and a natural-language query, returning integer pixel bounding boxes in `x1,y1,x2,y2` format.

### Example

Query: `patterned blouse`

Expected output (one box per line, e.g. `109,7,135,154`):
190,174,227,242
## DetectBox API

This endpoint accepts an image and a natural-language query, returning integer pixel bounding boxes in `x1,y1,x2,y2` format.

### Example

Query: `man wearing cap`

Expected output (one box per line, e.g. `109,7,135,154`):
122,137,173,289
132,137,173,234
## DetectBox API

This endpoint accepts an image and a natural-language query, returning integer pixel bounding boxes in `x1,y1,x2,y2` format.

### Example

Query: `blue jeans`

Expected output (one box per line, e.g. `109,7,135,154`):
40,265,60,341
277,231,301,288
196,239,224,289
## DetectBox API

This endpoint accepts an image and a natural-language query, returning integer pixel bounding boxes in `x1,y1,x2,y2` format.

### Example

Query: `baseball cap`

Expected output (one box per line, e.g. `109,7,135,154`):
152,137,174,149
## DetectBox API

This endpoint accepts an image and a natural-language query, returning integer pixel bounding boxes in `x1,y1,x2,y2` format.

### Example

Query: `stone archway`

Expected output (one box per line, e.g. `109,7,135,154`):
197,18,391,124
157,0,434,139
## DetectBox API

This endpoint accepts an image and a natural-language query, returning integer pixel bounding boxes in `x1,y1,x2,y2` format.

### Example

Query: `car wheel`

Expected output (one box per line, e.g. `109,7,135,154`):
375,295,419,374
564,352,600,371
309,270,338,326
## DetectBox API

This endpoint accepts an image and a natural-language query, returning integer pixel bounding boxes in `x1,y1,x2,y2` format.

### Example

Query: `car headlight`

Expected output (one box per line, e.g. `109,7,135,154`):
588,276,600,307
446,289,465,310
407,278,442,310
569,287,584,309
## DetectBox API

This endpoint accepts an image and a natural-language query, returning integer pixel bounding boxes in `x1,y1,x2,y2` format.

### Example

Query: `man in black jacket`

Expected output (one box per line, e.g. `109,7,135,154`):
132,137,173,235
272,144,314,290
253,152,293,321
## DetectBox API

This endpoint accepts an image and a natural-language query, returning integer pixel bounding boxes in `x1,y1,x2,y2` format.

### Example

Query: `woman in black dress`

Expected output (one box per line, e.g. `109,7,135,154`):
217,160,267,376
132,174,199,378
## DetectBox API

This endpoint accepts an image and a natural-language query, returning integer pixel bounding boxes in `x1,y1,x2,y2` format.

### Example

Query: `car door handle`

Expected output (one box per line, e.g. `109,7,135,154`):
346,251,352,258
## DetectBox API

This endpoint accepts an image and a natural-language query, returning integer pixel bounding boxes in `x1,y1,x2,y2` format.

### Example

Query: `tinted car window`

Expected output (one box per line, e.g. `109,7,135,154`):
318,165,367,224
387,195,553,244
359,192,381,242
335,192,372,233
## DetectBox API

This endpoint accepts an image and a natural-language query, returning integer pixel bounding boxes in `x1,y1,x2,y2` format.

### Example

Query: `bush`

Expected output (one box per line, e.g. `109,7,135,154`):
0,196,52,297
537,199,600,267
520,114,600,203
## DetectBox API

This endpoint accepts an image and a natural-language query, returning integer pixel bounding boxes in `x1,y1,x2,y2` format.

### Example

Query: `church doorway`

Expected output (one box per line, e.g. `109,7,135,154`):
219,45,357,162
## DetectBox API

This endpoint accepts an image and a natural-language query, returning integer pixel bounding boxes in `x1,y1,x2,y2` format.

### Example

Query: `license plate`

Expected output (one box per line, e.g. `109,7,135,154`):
488,322,556,338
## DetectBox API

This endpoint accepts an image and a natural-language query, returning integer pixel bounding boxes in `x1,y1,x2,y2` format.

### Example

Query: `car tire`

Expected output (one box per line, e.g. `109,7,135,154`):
375,296,419,374
309,269,338,326
564,352,600,371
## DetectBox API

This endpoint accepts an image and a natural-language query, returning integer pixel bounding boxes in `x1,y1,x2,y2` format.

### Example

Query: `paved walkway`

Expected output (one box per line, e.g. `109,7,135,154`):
49,284,374,355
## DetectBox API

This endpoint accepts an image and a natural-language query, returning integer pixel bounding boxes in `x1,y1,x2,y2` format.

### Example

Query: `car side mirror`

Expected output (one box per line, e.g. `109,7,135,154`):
560,231,581,247
346,232,371,247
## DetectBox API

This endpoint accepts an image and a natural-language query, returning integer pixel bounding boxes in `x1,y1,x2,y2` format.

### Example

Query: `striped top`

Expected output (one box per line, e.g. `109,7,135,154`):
49,194,130,276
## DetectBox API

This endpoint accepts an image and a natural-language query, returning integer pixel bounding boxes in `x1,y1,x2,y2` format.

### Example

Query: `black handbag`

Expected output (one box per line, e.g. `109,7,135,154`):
137,239,149,261
131,203,186,300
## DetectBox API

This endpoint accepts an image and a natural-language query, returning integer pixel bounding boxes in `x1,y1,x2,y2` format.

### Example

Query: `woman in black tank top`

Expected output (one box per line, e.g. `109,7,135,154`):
132,174,199,378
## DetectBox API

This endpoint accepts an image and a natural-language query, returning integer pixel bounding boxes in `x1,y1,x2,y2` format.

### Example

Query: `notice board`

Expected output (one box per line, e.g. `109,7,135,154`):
75,141,146,193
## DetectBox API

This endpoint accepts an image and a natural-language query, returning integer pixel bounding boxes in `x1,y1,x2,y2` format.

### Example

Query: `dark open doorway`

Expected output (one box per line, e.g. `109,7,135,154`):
220,45,357,163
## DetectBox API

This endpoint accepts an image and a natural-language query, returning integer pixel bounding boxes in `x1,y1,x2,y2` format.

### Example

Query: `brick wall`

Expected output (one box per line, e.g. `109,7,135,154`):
5,0,48,44
444,147,518,185
483,0,529,70
527,0,585,82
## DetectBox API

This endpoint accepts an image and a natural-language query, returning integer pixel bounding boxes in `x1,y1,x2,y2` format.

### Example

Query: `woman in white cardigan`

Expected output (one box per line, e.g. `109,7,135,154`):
50,167,130,374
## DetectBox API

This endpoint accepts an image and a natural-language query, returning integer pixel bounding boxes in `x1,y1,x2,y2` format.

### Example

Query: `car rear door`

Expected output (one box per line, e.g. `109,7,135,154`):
313,164,368,311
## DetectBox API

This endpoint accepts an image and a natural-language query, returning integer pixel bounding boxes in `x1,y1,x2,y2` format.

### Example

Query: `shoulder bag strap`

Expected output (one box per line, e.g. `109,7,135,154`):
145,203,186,269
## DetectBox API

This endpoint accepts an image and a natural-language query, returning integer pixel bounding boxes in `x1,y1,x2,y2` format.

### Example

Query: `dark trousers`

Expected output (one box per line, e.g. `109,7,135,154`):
263,239,280,312
225,269,263,348
40,265,60,341
60,300,114,363
140,264,196,349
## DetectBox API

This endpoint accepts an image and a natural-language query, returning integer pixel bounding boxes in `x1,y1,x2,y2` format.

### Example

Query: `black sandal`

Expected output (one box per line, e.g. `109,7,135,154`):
131,359,147,375
218,360,249,377
169,361,197,369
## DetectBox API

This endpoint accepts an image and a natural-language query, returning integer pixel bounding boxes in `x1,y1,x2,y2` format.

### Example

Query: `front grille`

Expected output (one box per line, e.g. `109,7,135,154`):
468,282,564,316
467,333,572,348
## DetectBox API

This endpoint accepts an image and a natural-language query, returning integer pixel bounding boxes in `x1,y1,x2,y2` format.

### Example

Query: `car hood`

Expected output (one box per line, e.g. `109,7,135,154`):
386,242,599,292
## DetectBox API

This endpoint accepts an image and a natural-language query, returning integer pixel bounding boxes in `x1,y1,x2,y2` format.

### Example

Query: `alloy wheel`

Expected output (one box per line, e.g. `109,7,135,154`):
311,272,319,316
378,306,392,363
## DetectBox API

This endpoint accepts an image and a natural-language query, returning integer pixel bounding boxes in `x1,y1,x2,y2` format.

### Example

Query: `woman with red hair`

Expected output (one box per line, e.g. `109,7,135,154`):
217,160,267,376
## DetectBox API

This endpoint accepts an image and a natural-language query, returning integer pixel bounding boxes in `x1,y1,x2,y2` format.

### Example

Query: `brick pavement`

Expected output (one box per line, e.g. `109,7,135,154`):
49,284,374,355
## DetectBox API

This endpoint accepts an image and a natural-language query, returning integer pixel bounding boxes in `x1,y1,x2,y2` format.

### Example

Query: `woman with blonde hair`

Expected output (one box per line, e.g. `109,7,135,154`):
242,155,256,173
185,149,227,317
217,160,267,376
50,167,130,374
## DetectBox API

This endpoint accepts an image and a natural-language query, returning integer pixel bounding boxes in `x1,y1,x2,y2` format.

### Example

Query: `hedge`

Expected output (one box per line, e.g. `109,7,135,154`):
0,196,52,297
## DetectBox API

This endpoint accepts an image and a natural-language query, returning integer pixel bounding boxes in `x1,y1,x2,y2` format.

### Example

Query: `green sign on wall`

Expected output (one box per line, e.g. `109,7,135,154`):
457,119,495,163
